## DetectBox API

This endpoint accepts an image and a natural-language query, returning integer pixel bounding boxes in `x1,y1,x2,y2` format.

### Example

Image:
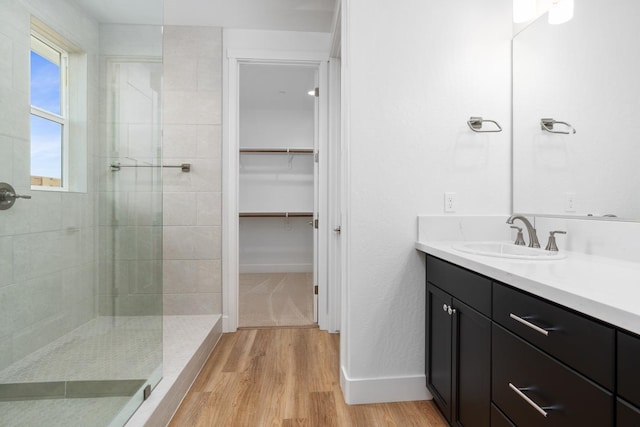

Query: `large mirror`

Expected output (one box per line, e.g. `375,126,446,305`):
513,0,640,221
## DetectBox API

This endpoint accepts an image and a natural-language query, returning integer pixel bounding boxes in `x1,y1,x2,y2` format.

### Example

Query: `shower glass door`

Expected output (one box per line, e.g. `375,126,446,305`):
0,1,163,426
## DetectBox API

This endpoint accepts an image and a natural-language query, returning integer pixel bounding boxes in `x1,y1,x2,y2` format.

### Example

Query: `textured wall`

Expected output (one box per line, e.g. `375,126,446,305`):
162,26,223,315
341,0,512,403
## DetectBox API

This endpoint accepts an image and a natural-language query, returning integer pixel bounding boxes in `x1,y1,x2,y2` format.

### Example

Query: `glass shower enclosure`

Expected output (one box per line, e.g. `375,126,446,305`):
0,0,163,425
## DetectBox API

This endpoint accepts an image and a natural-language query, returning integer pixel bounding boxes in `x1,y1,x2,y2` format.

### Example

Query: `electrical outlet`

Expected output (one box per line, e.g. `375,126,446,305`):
444,192,456,213
565,192,576,212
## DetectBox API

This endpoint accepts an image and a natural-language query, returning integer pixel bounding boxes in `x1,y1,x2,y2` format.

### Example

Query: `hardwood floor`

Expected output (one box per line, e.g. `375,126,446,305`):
169,328,447,427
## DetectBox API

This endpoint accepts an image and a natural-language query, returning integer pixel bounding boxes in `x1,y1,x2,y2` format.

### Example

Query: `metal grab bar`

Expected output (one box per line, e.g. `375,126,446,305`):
467,117,503,133
111,163,191,172
239,212,313,218
239,148,313,154
540,118,576,134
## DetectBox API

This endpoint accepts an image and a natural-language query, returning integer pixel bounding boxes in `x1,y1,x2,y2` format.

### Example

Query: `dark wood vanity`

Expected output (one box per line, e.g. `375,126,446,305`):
425,254,640,427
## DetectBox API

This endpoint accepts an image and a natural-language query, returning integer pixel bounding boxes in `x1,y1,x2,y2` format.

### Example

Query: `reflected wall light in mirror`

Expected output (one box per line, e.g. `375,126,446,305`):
513,0,536,23
549,0,574,24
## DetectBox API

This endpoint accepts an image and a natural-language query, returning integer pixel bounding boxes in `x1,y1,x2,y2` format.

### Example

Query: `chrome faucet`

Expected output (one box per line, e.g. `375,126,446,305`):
506,215,540,248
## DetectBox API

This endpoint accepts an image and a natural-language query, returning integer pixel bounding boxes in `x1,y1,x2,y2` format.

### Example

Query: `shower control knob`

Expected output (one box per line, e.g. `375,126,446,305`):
0,182,31,210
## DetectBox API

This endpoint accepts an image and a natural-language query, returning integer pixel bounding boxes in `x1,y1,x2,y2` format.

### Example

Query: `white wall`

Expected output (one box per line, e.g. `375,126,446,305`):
224,28,330,54
240,109,314,149
340,0,512,404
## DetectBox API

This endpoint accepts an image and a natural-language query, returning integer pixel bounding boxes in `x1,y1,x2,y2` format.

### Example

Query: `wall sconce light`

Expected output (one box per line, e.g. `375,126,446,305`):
513,0,536,23
548,0,574,25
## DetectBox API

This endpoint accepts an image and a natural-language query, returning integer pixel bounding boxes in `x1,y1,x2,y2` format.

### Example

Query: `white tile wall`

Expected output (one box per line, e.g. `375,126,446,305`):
162,26,223,315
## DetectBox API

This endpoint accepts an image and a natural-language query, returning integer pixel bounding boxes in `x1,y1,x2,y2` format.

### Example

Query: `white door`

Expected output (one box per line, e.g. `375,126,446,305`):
313,70,320,323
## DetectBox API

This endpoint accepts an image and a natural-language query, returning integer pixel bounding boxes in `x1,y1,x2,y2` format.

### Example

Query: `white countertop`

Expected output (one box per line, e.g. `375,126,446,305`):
416,240,640,336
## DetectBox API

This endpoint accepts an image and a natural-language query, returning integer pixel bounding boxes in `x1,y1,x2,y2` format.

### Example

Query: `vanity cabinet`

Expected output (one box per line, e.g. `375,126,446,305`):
426,256,491,427
617,331,640,426
617,399,640,427
424,254,629,427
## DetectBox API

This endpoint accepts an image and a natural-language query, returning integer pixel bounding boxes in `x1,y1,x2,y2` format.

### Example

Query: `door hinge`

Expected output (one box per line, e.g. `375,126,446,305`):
314,87,319,97
314,219,319,229
314,151,319,163
314,285,318,295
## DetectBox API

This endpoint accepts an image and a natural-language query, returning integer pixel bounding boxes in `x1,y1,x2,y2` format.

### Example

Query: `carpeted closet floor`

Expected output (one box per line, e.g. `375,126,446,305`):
239,273,315,327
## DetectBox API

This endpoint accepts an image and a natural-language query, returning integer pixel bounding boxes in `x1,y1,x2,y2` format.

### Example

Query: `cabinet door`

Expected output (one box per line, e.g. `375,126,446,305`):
618,331,640,408
617,398,640,427
455,299,491,427
426,284,453,423
491,404,515,427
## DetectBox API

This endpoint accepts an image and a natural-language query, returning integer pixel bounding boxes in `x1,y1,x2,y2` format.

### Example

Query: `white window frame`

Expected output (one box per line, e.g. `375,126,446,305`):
30,30,70,191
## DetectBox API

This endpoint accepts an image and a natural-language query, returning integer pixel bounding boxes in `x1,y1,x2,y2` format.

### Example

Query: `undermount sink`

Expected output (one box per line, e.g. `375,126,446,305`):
452,241,567,260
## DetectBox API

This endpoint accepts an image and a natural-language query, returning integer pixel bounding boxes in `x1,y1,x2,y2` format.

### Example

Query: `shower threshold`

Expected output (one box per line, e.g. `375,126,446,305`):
0,379,146,401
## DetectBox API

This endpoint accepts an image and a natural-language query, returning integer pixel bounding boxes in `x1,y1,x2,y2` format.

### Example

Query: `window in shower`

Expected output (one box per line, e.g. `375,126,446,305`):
30,30,69,188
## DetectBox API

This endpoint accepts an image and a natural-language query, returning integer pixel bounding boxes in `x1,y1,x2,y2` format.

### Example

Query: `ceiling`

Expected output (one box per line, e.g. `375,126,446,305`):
240,64,316,111
164,0,337,32
75,0,337,32
74,0,163,25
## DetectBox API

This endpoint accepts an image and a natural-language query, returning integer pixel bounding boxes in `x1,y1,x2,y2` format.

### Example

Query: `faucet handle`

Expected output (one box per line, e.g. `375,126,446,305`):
510,226,526,246
545,231,567,252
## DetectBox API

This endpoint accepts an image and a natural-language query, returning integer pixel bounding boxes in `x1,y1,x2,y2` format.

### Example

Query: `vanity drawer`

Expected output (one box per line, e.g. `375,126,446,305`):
492,324,613,427
490,403,514,427
493,283,614,389
617,398,640,427
426,255,491,316
617,331,640,408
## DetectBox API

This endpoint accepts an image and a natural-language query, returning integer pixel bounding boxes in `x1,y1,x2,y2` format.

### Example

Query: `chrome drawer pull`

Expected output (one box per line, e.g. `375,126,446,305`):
508,383,549,417
509,313,550,336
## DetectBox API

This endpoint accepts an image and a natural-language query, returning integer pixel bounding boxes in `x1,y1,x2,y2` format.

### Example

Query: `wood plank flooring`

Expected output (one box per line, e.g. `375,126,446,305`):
169,328,447,427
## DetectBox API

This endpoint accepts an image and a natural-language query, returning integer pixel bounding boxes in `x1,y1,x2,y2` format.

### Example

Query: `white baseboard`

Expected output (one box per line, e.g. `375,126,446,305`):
239,263,313,274
339,365,433,405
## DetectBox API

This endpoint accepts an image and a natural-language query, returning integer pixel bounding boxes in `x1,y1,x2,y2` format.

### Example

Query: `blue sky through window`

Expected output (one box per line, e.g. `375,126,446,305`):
30,49,62,181
30,51,61,115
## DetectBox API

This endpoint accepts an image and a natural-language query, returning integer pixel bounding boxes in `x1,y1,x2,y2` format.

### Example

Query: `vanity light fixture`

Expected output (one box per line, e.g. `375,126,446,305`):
548,0,574,25
513,0,536,23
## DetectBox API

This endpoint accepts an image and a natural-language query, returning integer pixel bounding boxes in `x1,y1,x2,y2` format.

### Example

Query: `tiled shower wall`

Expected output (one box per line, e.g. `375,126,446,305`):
0,0,99,370
96,24,164,316
162,26,223,315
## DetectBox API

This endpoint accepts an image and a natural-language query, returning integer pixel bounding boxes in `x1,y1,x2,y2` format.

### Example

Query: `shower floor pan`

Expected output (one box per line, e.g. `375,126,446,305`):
0,316,162,427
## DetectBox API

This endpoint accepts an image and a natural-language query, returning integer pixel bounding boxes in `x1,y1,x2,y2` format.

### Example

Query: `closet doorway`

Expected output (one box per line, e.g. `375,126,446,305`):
237,63,319,327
